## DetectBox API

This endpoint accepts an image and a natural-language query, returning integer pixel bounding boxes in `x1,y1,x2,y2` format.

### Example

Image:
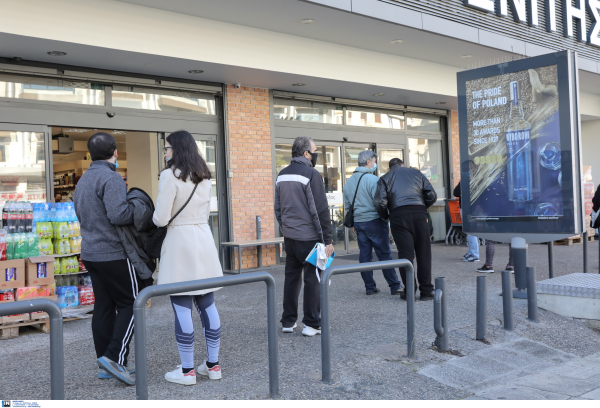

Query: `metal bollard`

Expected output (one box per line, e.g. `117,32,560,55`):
526,266,539,323
583,231,588,273
501,270,514,331
512,238,528,298
0,299,64,399
134,272,279,399
433,277,448,351
476,276,487,340
320,259,416,384
547,241,554,279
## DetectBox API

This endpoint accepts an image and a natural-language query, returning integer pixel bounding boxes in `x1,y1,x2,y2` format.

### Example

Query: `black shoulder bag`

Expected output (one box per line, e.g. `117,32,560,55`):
343,173,367,228
145,183,198,259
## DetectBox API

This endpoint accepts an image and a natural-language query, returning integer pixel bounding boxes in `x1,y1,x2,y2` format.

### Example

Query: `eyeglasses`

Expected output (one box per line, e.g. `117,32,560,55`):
163,146,173,153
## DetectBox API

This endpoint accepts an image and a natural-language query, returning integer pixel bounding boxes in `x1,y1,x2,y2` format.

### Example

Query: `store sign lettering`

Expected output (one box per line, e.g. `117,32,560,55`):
463,0,600,47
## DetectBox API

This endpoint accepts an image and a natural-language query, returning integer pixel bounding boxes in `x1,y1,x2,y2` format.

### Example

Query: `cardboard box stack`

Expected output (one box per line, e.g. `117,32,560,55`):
0,256,56,323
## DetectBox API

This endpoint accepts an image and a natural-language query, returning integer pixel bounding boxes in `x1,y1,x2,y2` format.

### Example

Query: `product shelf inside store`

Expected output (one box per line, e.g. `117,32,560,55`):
54,185,75,189
52,252,81,258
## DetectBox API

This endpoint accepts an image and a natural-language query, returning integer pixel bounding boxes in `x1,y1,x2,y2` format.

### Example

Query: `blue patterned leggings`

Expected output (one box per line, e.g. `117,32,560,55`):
170,292,221,370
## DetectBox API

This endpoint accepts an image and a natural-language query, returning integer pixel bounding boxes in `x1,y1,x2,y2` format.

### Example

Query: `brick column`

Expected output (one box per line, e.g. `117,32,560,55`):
226,85,276,269
450,110,460,188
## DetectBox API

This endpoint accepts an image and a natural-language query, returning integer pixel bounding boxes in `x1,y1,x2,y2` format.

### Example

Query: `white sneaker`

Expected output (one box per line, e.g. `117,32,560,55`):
197,361,222,380
282,323,297,333
302,325,321,336
164,365,196,385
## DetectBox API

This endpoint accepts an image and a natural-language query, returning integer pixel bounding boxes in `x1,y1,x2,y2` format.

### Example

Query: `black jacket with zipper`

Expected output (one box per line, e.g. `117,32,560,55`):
274,156,332,245
114,188,157,280
373,166,437,219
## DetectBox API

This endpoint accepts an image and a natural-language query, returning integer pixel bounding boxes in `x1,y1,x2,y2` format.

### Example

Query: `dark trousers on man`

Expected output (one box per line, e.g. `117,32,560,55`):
83,258,152,367
281,238,321,329
389,207,434,295
354,218,401,293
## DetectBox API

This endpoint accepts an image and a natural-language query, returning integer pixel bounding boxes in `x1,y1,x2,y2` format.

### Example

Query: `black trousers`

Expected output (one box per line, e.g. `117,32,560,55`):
281,238,321,329
83,259,153,367
389,208,434,295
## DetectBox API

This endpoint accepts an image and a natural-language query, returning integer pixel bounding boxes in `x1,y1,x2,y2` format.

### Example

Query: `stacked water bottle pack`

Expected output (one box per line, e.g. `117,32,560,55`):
0,201,39,260
33,202,82,256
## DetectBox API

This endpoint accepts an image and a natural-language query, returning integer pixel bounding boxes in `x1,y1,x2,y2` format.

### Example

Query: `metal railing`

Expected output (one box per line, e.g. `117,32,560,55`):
320,259,416,384
133,271,279,400
0,299,64,399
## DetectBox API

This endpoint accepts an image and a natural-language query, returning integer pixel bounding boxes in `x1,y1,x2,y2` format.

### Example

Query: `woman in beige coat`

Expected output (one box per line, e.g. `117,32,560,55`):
153,130,224,386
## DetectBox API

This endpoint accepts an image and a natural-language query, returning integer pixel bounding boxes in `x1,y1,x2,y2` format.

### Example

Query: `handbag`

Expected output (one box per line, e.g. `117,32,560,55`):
144,183,198,259
343,173,367,228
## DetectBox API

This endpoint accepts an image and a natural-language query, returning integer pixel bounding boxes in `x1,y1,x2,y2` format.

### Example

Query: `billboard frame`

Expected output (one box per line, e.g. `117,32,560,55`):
456,50,583,244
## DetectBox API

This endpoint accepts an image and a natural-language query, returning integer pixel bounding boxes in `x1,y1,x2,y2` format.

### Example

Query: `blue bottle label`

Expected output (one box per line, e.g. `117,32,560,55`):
37,263,47,278
506,129,532,199
5,268,16,281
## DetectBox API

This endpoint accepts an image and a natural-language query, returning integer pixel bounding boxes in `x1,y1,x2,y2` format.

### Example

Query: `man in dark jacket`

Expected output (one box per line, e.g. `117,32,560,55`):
74,132,150,386
275,136,333,336
374,165,437,300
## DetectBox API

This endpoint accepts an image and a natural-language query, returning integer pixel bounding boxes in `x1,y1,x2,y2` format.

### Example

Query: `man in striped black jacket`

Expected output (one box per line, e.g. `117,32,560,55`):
275,136,333,337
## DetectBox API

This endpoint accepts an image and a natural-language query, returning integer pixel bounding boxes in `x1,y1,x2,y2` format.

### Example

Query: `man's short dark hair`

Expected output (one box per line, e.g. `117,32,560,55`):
292,136,314,158
88,132,117,161
389,158,404,168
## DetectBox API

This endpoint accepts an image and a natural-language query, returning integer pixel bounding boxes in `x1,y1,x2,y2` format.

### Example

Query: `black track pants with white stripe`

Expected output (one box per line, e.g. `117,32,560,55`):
83,259,153,367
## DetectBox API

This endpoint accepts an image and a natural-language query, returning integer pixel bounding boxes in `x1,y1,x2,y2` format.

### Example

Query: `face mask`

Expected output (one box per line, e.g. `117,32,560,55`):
370,163,377,173
115,161,119,168
309,151,319,167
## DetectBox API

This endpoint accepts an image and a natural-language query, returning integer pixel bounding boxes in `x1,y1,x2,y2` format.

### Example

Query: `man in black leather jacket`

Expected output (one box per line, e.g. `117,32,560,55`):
373,162,437,300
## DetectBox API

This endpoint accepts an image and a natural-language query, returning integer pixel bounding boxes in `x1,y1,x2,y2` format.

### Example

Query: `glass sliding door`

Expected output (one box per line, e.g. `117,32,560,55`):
0,125,49,205
408,137,446,241
275,143,345,255
343,144,373,253
378,148,404,174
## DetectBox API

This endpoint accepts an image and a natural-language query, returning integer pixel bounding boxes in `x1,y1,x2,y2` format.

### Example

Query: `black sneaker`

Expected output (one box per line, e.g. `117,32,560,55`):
477,264,494,273
506,264,514,273
366,288,380,295
399,290,417,300
391,288,403,296
420,293,435,301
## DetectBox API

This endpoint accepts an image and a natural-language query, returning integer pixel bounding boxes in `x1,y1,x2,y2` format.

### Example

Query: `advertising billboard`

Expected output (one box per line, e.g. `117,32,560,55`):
457,51,583,240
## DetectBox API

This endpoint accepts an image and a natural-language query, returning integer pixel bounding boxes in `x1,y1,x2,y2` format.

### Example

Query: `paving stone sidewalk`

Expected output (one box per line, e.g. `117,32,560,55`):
0,242,599,399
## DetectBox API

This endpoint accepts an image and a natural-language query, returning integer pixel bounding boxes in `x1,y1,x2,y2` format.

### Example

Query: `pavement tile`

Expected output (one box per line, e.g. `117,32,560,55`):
543,359,600,379
580,388,600,400
475,385,569,400
514,372,599,396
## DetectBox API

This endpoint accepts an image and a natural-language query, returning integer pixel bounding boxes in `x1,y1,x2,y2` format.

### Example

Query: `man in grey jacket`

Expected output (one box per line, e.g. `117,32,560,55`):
275,136,333,337
74,132,150,386
344,150,401,296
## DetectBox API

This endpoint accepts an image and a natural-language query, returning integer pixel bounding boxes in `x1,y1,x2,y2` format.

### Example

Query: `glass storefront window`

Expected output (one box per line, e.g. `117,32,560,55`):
345,109,404,129
378,149,404,174
0,131,46,204
408,138,445,199
273,99,343,124
0,74,105,105
406,113,440,132
113,86,215,114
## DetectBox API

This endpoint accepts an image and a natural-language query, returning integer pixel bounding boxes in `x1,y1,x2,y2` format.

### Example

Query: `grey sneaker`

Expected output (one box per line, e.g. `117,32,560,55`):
99,367,135,379
97,356,135,386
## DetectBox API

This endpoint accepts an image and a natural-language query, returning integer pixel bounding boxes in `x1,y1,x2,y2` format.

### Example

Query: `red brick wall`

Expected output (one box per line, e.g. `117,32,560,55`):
226,85,276,269
450,110,460,188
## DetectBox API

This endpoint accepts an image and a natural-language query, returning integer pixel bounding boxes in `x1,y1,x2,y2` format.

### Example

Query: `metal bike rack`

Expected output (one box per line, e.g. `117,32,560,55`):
320,259,416,384
133,271,279,400
0,299,64,400
433,277,448,351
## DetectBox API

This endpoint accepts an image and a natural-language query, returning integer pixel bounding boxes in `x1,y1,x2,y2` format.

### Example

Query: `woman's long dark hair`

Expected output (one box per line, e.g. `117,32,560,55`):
165,130,211,183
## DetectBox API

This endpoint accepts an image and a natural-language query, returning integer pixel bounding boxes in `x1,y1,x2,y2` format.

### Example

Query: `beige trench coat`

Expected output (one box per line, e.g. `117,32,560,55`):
153,168,223,296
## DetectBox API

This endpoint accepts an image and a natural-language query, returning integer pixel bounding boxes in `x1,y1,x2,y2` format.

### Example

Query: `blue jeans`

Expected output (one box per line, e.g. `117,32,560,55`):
354,219,402,293
466,235,480,258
